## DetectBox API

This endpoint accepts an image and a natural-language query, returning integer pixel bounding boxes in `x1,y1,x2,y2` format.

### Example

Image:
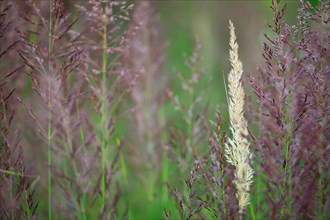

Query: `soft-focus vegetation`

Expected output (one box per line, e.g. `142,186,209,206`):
1,0,329,219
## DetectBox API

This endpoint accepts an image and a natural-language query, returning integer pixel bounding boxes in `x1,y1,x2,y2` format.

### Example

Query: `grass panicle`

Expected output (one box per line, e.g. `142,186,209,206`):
0,0,329,219
122,0,167,204
76,0,133,218
0,2,38,219
225,20,253,218
249,0,330,218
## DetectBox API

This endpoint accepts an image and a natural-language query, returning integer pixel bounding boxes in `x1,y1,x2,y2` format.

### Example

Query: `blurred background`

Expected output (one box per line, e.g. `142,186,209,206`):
154,0,302,115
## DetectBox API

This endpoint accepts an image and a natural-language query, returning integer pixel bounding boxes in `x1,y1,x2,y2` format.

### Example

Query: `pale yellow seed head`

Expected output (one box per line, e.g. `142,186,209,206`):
225,20,253,216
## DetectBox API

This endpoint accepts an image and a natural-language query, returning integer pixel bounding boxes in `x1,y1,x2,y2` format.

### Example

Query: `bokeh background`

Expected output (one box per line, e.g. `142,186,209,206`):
155,0,301,108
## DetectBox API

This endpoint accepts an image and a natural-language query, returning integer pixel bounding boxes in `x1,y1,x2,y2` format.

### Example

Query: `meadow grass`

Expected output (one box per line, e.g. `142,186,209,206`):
0,0,329,219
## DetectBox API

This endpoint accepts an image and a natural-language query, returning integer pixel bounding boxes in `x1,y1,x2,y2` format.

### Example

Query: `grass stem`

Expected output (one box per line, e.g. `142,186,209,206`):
100,16,108,211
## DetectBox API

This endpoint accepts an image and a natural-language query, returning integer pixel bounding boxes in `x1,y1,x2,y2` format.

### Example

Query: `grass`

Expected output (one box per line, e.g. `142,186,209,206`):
225,20,253,218
0,0,329,219
100,14,108,212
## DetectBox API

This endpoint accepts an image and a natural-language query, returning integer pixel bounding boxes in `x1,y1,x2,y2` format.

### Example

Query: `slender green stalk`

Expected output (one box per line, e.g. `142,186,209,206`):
161,152,168,202
76,95,87,220
0,169,37,178
249,203,256,220
100,17,108,211
0,169,22,176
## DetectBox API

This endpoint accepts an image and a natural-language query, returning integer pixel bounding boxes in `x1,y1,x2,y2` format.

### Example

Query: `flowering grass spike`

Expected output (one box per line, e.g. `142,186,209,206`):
225,20,253,218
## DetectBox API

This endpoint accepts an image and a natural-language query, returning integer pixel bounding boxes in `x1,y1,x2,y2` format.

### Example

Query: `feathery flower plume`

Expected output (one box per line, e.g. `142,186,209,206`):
225,20,253,218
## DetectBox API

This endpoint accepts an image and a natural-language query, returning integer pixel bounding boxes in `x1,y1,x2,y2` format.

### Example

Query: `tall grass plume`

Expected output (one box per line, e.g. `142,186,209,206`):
225,20,253,218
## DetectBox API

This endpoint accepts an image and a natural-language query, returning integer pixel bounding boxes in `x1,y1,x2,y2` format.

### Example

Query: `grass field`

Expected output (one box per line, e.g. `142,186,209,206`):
0,0,329,219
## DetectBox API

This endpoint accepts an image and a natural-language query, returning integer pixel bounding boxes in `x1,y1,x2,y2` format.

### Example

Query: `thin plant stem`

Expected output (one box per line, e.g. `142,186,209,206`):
76,93,87,220
100,16,108,211
48,1,53,219
249,203,256,220
0,169,37,178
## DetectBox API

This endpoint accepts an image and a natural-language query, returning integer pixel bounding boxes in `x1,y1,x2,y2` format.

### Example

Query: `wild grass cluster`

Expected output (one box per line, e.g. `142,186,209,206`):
0,0,329,219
